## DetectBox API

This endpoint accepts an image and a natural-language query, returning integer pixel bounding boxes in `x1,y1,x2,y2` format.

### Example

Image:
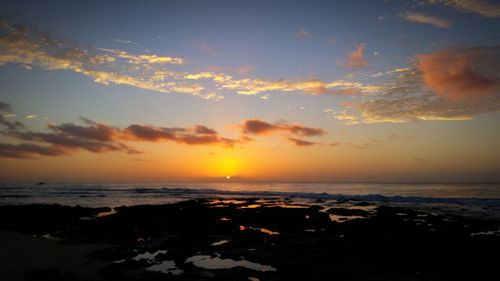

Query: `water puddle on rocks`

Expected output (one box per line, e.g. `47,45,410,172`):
240,225,280,235
96,209,117,217
132,249,167,262
147,260,183,275
239,204,262,209
211,240,230,246
40,233,60,240
114,249,183,275
185,254,277,271
208,199,247,205
470,228,500,236
329,214,366,223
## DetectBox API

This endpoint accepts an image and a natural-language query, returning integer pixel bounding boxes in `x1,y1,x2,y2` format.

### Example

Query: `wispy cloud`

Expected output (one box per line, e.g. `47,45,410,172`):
113,38,139,45
184,72,232,83
220,78,377,96
426,0,500,18
0,102,23,130
198,92,224,101
236,65,255,75
0,21,380,100
341,43,369,69
295,28,311,38
370,68,411,78
99,48,184,64
0,21,204,96
198,41,218,55
402,12,452,28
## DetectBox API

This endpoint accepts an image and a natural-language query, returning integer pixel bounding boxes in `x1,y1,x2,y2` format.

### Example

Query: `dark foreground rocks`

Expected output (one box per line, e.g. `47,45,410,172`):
0,199,499,281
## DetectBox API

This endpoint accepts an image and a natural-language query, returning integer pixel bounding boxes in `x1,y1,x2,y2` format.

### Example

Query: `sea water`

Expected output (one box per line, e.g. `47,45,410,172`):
1,182,499,219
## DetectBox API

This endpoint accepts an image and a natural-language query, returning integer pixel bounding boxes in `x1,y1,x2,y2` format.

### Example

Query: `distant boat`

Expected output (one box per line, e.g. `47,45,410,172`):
35,181,46,185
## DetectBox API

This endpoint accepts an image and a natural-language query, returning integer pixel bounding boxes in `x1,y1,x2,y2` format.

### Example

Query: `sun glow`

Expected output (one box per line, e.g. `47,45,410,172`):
206,155,242,178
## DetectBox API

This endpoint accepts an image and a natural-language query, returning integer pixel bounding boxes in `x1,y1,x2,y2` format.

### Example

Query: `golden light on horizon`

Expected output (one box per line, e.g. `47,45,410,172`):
209,156,242,178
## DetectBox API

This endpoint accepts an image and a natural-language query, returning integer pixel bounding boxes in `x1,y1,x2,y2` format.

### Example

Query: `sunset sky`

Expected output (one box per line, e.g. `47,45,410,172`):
0,0,499,183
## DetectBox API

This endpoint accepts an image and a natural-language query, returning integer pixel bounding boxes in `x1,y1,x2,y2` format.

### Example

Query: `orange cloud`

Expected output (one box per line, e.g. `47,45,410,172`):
342,43,369,69
241,119,325,137
240,119,323,146
198,41,218,55
122,124,237,147
402,12,451,28
0,106,245,158
236,65,255,75
241,119,276,135
417,49,499,100
332,46,500,123
1,103,329,158
8,129,139,155
48,119,117,142
0,143,67,158
426,0,500,18
295,28,311,38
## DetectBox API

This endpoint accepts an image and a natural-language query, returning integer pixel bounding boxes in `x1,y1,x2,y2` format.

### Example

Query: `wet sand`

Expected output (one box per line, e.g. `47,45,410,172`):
0,199,499,280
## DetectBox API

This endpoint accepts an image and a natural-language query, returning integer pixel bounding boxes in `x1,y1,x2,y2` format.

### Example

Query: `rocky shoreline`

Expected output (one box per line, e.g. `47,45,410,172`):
1,199,499,280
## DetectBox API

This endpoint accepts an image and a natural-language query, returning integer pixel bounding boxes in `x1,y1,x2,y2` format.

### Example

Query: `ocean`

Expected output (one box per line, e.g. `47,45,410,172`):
1,182,500,219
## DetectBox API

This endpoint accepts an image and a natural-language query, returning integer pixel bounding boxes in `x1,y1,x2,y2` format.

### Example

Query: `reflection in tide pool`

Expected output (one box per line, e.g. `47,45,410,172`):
211,240,230,246
114,249,183,275
329,214,366,223
147,260,183,275
470,228,500,236
185,254,277,271
96,209,117,217
240,225,280,235
133,249,167,263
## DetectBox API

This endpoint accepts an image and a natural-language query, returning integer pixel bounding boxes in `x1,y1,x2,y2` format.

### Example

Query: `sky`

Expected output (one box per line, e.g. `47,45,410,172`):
0,0,499,183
